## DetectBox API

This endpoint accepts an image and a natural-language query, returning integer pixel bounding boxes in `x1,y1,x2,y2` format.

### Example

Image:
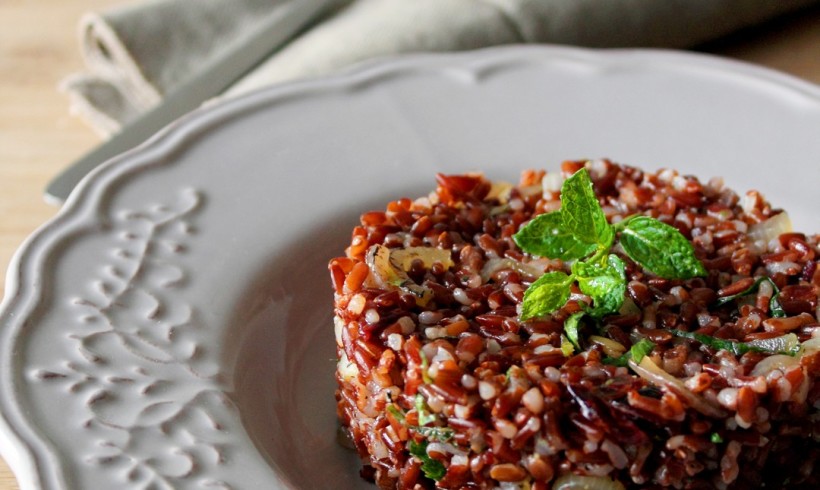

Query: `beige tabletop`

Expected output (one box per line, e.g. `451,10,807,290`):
1,1,820,489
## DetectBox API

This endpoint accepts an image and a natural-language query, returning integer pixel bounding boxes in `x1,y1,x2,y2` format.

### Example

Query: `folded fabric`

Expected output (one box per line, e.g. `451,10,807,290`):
62,0,819,136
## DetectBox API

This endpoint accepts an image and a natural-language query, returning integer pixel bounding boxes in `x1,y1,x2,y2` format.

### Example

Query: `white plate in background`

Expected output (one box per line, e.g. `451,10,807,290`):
1,46,819,489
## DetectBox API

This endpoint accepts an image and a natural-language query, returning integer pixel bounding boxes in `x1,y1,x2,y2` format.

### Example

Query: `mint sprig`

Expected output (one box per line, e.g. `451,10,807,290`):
415,394,436,426
513,168,705,321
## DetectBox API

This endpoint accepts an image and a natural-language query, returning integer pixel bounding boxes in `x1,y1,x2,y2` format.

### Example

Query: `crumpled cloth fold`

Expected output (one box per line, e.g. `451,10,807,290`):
62,0,818,136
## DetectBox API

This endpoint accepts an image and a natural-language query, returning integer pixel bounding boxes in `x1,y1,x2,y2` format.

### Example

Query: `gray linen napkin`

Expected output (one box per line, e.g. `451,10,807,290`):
63,0,818,136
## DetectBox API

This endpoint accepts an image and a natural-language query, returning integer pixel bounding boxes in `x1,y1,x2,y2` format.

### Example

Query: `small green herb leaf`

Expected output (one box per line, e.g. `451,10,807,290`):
671,330,800,357
710,432,724,444
573,254,627,317
513,211,597,261
387,405,406,423
415,394,436,426
563,312,585,352
413,426,455,442
604,338,655,366
419,351,433,384
630,338,655,363
770,295,786,318
619,216,706,279
560,335,575,356
560,169,613,247
409,440,447,481
715,276,786,318
521,271,573,320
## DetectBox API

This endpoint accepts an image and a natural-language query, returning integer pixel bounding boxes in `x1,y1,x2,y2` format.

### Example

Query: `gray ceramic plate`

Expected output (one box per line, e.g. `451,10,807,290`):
1,46,819,490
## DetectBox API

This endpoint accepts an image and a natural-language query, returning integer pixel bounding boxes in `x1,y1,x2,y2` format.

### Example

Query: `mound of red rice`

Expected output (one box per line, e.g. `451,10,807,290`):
329,159,819,489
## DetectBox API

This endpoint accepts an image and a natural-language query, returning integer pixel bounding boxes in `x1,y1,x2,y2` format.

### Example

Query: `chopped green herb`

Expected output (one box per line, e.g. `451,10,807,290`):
386,404,406,423
630,339,655,363
413,426,454,442
388,402,454,443
515,167,705,323
604,339,656,367
419,351,433,384
671,330,799,357
415,394,436,426
560,335,575,357
563,312,585,352
409,440,447,481
711,432,724,444
770,296,786,318
715,276,786,318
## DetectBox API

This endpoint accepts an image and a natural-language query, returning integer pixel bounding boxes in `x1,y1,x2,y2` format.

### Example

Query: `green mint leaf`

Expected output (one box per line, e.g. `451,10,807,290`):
770,293,786,318
619,216,706,279
387,405,406,423
573,254,627,317
520,271,573,320
563,312,585,352
560,335,575,356
603,355,628,367
715,276,786,318
604,338,655,366
413,426,455,442
409,440,447,481
560,168,613,247
629,338,655,363
419,351,433,384
670,330,799,357
513,211,597,261
415,394,436,426
671,329,745,356
716,276,774,305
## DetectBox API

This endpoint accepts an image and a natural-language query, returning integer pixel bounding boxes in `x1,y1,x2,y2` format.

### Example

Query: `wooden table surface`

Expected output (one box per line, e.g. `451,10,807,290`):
1,1,819,488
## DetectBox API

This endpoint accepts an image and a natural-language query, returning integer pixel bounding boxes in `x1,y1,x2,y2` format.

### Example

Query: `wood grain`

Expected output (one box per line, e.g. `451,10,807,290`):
0,1,818,488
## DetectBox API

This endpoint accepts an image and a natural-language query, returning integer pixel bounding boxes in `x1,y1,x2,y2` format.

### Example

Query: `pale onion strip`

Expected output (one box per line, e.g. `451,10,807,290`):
748,212,791,244
486,181,514,204
750,355,799,377
365,245,434,306
480,257,544,282
630,357,728,418
589,336,626,357
389,246,454,271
